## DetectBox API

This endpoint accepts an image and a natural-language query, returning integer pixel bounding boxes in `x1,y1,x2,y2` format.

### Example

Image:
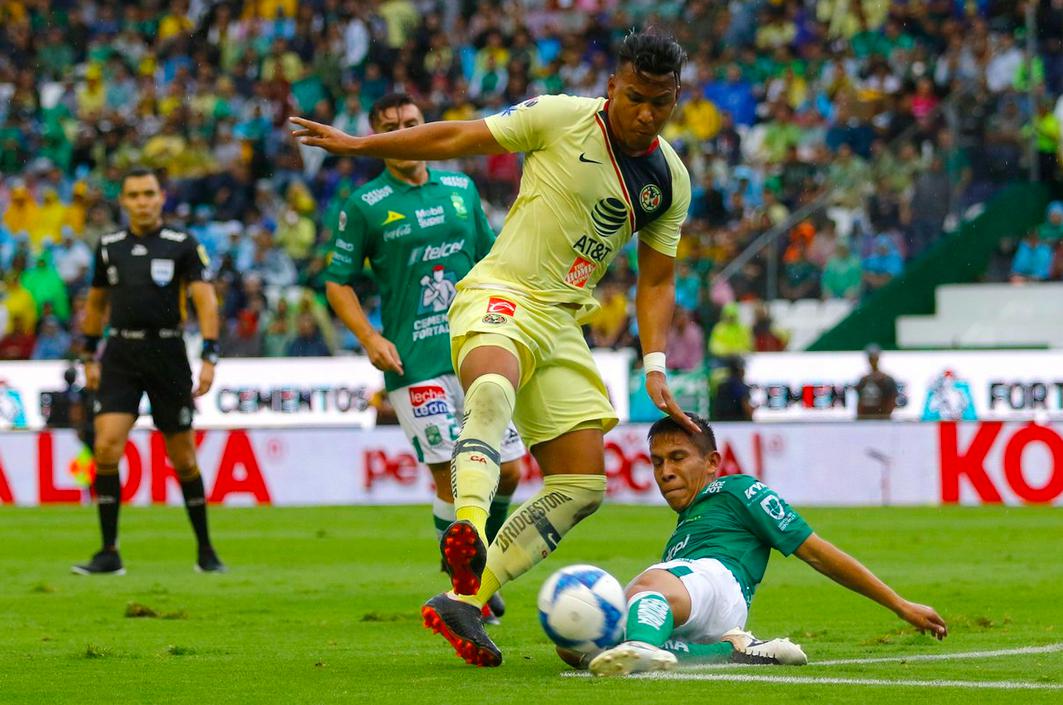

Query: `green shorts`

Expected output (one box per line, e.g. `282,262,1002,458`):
448,287,619,448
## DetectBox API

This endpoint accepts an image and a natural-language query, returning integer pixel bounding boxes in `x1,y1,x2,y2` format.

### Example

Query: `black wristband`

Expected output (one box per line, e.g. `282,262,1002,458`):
201,339,220,364
83,335,101,357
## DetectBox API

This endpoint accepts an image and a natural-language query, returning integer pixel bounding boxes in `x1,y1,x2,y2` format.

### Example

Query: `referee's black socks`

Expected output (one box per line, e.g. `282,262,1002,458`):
179,473,213,550
94,465,121,551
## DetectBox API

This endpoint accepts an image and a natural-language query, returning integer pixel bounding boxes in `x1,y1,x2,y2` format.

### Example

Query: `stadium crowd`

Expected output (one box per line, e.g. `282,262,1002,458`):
2,0,1063,365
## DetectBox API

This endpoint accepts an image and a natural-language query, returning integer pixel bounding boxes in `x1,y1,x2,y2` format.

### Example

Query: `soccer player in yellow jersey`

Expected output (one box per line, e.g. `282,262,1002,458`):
292,30,699,667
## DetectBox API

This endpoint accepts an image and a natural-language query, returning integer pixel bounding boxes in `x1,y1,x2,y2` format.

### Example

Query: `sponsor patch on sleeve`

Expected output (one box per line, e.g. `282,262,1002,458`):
486,297,517,316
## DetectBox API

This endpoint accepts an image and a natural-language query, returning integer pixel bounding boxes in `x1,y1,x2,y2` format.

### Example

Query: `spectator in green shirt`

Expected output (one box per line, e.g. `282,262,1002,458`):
822,243,863,300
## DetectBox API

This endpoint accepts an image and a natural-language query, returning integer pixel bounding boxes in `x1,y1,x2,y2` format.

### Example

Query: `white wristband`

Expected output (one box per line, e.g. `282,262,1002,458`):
644,352,667,375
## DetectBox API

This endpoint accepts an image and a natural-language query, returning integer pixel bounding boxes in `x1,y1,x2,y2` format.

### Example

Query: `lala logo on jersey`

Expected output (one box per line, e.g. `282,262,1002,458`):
564,257,596,288
409,385,449,418
486,297,517,316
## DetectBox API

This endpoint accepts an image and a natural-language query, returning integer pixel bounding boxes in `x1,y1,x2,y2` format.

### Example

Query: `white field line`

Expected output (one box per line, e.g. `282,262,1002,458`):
628,673,1063,690
559,642,1063,690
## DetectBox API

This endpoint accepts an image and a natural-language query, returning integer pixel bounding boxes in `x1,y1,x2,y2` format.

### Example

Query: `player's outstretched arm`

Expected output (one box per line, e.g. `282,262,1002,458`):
325,281,404,375
795,533,947,639
635,241,700,434
289,117,508,160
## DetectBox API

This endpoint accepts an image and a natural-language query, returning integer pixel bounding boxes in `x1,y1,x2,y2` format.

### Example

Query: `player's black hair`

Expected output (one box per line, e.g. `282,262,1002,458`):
616,29,687,87
368,93,419,128
647,413,717,455
120,166,160,189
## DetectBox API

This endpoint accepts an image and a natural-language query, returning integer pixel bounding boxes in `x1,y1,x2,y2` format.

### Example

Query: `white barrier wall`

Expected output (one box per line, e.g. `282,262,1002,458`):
2,422,1061,506
0,350,634,430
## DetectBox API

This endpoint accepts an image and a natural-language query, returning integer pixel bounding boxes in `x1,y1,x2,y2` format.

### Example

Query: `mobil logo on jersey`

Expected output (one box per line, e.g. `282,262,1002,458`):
409,385,449,417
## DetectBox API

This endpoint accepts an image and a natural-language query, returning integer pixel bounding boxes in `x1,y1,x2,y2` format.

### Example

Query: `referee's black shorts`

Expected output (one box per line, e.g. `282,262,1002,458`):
96,336,195,433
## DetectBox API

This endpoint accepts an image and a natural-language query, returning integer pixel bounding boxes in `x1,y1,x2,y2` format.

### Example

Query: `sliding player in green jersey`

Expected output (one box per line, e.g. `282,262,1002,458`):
294,31,697,667
323,94,525,621
581,413,947,676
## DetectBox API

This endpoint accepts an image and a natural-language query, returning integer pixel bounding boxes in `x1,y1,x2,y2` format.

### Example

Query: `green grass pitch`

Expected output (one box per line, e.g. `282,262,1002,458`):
1,504,1061,704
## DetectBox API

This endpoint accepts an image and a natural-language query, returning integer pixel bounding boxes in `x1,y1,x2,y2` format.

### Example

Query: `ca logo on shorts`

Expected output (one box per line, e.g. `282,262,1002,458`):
151,259,175,286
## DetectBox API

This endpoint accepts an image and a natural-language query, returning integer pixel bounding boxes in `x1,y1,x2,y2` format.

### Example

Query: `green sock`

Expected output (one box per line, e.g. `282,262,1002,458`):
662,639,735,663
432,497,455,540
624,591,674,647
485,493,512,545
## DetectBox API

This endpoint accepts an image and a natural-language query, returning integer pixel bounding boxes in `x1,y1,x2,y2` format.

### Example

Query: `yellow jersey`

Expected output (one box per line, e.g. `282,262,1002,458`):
465,94,690,319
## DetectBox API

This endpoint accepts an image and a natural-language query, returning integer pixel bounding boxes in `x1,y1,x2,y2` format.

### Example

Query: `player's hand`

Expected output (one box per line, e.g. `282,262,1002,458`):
645,371,700,434
194,361,215,398
365,333,404,375
289,117,359,155
83,360,100,391
897,600,948,640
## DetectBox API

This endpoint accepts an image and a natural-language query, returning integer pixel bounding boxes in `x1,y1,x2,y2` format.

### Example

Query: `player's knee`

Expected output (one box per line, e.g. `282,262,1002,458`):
93,437,125,465
498,460,522,492
465,374,516,425
572,483,605,522
174,464,200,482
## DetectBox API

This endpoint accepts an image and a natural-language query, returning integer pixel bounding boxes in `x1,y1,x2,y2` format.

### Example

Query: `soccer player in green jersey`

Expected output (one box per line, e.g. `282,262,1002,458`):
323,94,526,621
293,31,697,666
583,413,948,676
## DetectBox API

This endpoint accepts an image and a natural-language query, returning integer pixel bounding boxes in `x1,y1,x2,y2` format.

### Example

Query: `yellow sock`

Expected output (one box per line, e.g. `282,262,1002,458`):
451,373,515,542
455,507,489,539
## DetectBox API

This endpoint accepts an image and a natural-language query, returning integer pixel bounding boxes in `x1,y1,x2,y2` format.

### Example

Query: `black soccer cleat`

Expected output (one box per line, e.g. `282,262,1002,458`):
422,593,503,667
195,547,227,573
486,592,505,619
439,520,486,595
71,549,125,576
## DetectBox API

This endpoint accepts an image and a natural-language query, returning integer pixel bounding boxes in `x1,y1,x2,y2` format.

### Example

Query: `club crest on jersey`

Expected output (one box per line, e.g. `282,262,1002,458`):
486,297,517,316
150,259,174,286
565,257,595,288
591,197,628,237
640,184,663,213
482,313,506,325
409,384,449,418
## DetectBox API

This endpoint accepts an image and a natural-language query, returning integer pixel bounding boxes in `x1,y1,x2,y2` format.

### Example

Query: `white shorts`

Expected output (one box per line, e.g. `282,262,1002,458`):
636,558,748,643
388,374,526,465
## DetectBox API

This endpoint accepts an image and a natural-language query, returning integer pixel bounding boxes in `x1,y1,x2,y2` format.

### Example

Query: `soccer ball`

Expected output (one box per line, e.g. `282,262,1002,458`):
537,564,626,655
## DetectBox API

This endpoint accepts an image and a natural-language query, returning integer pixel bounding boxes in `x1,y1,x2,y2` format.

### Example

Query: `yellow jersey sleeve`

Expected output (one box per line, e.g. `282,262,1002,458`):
484,94,587,154
638,143,690,257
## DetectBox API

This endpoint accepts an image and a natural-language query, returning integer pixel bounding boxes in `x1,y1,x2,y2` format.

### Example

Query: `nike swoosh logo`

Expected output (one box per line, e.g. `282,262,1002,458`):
579,153,602,164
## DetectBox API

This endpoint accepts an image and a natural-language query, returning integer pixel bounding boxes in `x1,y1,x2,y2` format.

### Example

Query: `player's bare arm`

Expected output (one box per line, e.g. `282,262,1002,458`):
188,280,219,397
325,280,404,375
636,241,700,434
80,286,109,391
794,533,947,639
290,117,508,160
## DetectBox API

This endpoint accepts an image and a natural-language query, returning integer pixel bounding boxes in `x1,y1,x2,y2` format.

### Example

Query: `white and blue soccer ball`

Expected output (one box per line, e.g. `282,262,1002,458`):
537,564,626,655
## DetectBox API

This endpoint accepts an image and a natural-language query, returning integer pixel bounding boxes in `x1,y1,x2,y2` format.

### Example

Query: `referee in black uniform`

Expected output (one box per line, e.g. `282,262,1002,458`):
73,167,225,575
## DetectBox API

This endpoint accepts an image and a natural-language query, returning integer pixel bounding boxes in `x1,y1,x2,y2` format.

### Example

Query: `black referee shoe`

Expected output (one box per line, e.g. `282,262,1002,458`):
71,549,125,576
195,547,227,573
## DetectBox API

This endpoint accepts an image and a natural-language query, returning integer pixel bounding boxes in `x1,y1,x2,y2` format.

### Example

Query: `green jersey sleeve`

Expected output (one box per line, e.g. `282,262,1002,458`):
736,481,813,557
324,198,370,285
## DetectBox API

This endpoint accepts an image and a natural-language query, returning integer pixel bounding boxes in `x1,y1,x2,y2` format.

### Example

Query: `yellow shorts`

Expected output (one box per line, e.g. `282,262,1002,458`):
448,287,619,448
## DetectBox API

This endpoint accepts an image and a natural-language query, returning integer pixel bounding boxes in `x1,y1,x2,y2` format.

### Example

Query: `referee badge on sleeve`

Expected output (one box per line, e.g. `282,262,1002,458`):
151,259,175,286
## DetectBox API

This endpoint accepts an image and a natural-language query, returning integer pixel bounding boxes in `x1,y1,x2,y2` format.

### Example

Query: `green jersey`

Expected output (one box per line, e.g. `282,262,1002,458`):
661,474,813,606
325,168,495,391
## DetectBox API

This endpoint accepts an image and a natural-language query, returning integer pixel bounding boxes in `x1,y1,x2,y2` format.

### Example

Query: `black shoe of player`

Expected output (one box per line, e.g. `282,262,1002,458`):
439,520,486,595
71,549,125,576
195,547,227,573
422,593,503,667
486,592,505,619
